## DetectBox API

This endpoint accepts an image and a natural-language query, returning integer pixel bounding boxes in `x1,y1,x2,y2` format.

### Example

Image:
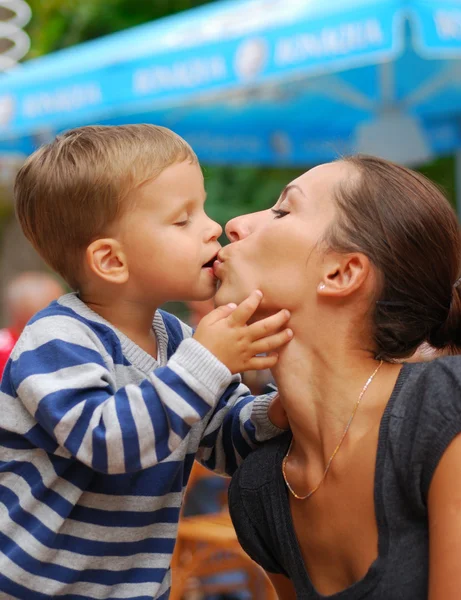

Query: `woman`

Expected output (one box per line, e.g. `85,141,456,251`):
213,155,461,599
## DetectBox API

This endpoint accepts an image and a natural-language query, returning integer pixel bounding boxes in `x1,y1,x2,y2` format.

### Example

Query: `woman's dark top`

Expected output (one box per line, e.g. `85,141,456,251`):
229,358,461,599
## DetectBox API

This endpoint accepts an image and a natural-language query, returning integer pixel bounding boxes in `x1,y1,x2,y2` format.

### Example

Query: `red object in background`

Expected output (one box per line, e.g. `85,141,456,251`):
0,328,18,379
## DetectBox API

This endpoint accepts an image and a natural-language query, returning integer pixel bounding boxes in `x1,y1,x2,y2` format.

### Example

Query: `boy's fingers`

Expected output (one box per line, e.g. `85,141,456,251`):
202,303,237,326
251,329,293,355
247,309,291,339
245,353,280,371
227,290,263,326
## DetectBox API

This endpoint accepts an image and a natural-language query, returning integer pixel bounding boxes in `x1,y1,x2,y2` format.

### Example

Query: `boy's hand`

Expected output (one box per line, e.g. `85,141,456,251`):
193,290,293,374
268,394,290,430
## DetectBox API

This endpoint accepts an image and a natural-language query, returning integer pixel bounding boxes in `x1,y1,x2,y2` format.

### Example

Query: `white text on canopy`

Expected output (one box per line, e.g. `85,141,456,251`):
275,19,384,66
23,84,103,118
133,56,227,95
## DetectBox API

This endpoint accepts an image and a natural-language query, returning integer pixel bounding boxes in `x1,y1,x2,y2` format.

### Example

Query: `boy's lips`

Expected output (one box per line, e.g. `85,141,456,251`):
202,249,220,271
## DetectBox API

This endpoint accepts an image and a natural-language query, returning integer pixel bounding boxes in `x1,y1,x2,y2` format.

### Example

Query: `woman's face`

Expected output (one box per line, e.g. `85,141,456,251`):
215,161,349,313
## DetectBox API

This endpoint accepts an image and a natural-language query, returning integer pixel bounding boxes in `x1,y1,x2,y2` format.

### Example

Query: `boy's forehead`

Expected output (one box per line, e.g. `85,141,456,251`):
154,161,202,190
133,162,205,207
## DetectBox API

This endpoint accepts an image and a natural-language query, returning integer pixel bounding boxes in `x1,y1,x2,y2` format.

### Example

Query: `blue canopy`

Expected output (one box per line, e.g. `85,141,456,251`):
1,0,461,166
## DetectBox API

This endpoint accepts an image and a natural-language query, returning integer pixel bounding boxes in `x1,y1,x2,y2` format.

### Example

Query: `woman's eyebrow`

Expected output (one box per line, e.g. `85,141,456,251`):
279,184,306,203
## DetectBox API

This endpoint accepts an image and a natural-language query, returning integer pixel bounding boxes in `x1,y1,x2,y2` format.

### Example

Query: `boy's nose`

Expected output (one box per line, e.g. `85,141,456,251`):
208,218,222,240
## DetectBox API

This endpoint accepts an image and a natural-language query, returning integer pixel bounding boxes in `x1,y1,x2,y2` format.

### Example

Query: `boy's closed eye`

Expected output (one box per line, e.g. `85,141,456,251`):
174,215,190,226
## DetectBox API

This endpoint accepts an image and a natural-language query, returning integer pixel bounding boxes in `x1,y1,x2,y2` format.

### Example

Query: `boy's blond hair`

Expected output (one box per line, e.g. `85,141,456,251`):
14,124,198,289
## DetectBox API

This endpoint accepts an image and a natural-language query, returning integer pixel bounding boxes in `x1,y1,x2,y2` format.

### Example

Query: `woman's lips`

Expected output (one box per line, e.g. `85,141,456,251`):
213,258,224,278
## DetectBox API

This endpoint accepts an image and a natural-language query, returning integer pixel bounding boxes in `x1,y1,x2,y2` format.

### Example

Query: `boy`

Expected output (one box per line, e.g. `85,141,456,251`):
0,125,291,600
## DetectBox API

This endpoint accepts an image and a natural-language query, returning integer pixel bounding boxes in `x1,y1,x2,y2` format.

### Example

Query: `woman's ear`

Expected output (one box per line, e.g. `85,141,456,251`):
85,238,129,284
318,252,371,297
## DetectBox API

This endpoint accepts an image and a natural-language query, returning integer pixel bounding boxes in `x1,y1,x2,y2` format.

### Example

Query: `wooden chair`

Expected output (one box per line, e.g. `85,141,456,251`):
170,462,277,600
184,461,217,495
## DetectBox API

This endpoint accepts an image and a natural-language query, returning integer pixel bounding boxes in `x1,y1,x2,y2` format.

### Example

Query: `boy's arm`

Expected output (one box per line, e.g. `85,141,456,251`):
9,293,289,476
197,378,285,476
8,319,233,475
190,291,291,477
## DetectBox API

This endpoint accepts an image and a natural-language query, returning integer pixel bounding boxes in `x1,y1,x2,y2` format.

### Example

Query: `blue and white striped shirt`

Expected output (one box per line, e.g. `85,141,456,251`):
0,293,280,600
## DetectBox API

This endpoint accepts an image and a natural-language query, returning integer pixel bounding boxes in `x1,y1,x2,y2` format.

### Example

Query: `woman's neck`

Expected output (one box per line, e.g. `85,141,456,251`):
271,322,402,467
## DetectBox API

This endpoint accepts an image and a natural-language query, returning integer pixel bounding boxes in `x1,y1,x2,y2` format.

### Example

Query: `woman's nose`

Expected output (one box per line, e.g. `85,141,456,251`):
225,214,252,242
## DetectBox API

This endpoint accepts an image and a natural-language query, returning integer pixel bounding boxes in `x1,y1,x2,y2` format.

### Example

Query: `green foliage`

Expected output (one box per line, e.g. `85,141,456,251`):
203,164,304,226
26,0,215,56
419,155,456,209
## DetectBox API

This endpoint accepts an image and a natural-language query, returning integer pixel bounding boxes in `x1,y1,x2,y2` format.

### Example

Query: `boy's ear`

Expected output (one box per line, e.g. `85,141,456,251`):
317,252,371,297
85,238,129,284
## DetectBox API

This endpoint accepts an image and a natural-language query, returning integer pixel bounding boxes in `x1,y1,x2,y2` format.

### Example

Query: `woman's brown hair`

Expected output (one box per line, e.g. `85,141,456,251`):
324,155,461,361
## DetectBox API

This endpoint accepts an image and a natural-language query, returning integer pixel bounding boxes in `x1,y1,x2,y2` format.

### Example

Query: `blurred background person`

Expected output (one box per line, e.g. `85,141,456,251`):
0,271,64,377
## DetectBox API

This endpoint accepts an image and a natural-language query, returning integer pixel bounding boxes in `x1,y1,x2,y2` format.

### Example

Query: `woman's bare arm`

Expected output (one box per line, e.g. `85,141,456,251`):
428,432,461,599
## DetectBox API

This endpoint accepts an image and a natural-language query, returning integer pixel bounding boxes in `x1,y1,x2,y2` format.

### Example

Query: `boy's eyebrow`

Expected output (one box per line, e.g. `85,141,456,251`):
165,194,207,218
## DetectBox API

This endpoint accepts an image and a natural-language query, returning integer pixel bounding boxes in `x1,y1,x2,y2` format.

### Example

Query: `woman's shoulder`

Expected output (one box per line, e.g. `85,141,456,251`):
234,431,291,491
390,357,461,446
418,354,461,383
389,357,461,508
394,356,461,418
229,431,291,576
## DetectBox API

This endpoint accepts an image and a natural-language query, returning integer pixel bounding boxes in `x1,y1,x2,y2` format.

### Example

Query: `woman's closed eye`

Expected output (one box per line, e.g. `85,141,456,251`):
271,208,289,219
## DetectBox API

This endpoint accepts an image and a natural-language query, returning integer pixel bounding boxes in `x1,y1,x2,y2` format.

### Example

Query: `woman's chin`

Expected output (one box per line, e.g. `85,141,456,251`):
214,284,248,308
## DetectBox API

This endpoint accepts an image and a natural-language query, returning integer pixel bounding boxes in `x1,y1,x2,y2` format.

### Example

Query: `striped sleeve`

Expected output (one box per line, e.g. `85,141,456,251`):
197,383,284,477
9,316,232,474
158,310,285,477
